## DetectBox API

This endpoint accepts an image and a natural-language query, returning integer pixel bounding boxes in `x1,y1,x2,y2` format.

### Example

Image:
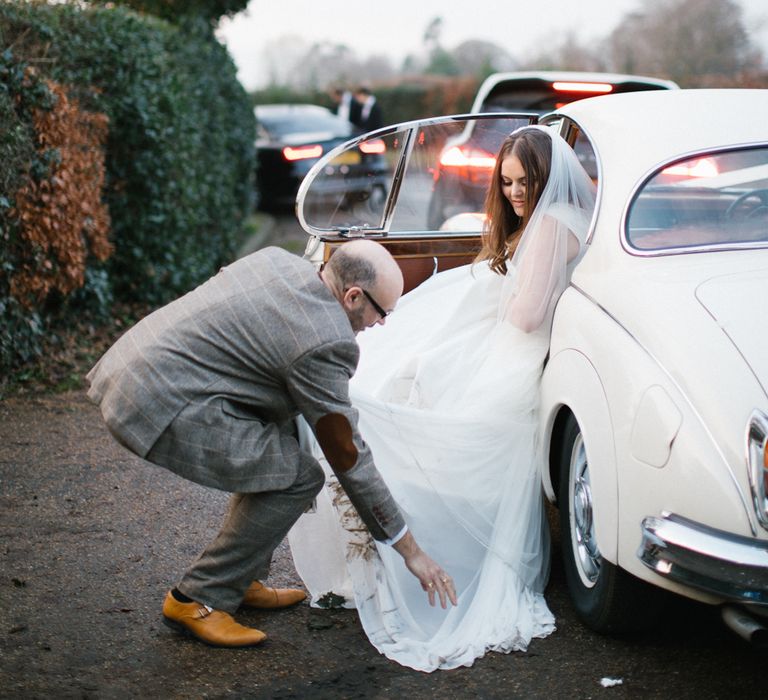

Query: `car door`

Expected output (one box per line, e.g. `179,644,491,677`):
296,114,537,293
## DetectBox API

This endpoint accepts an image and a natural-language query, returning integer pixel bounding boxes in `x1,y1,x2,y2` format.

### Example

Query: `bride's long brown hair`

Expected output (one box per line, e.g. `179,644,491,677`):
476,128,552,275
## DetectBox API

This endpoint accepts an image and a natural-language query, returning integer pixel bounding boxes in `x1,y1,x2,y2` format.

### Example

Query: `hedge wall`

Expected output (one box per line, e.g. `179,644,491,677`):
0,1,256,371
373,76,479,124
252,76,480,130
89,0,250,24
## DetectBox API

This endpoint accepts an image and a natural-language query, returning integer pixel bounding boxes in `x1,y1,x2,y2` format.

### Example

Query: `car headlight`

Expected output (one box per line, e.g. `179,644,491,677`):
747,409,768,531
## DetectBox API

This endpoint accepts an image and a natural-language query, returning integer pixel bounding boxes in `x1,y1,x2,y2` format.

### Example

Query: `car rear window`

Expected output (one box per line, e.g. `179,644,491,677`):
257,110,351,139
481,79,667,113
626,146,768,252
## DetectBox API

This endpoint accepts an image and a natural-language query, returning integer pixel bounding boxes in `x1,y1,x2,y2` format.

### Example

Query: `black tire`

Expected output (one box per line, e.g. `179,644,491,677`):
558,412,663,633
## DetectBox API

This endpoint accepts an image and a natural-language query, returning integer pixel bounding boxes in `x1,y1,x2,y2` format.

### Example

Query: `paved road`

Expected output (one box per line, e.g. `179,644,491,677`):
1,225,764,699
238,212,310,260
2,392,764,699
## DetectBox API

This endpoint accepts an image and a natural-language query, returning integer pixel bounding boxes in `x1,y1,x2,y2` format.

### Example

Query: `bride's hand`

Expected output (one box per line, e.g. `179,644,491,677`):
393,531,458,608
412,552,458,609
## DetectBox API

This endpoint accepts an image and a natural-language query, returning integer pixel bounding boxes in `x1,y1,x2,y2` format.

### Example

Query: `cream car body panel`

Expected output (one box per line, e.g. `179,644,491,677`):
539,90,768,604
296,89,768,631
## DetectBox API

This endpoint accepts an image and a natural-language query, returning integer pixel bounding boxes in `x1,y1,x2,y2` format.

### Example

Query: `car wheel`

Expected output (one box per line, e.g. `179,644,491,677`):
558,412,663,633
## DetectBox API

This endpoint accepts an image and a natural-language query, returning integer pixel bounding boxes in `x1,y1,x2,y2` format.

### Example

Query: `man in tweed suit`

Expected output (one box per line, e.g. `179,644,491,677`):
87,241,456,647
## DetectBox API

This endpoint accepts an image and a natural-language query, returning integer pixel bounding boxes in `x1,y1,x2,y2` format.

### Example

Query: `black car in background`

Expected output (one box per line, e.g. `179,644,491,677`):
427,71,679,229
255,104,388,212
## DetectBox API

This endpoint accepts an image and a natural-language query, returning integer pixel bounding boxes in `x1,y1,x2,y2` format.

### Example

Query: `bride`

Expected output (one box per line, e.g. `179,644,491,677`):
289,125,596,672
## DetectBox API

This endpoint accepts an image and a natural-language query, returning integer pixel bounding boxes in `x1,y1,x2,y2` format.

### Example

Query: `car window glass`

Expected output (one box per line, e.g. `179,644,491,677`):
389,117,531,233
298,114,537,236
301,131,403,231
573,131,598,182
627,146,768,252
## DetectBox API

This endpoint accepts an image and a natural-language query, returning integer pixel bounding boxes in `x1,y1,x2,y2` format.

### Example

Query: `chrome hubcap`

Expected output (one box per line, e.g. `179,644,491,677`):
569,432,601,586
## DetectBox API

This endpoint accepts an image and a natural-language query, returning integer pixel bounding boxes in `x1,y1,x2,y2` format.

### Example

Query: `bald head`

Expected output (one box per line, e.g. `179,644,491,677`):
323,240,404,332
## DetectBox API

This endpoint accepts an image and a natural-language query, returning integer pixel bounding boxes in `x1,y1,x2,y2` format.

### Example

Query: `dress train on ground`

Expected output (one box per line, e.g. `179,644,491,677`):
289,261,556,672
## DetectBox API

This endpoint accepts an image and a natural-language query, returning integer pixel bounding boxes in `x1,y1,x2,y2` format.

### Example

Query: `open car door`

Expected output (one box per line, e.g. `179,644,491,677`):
297,114,538,293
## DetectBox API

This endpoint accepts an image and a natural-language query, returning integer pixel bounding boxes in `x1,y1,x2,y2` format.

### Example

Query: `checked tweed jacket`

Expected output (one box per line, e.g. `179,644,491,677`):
86,247,404,542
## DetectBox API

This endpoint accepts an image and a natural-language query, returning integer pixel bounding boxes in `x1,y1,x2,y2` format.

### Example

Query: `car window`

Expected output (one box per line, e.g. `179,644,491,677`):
300,131,402,232
545,118,599,184
256,109,351,140
480,79,670,114
390,117,531,232
298,114,536,236
573,131,598,181
627,146,768,252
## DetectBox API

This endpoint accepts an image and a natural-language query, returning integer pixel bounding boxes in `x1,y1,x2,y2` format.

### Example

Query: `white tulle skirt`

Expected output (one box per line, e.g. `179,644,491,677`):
289,262,556,672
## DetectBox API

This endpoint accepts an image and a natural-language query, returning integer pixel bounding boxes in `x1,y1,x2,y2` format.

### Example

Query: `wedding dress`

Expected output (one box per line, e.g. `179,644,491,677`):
289,126,596,672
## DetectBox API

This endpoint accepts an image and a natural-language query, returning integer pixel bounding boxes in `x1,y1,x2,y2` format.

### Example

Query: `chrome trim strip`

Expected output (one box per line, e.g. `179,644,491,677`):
379,125,417,233
570,283,758,535
303,229,482,243
624,239,768,258
620,141,768,258
747,410,768,531
638,512,768,604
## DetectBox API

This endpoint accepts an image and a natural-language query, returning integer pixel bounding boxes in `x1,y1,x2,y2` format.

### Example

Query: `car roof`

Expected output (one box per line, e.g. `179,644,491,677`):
551,89,768,258
254,104,333,117
554,89,768,185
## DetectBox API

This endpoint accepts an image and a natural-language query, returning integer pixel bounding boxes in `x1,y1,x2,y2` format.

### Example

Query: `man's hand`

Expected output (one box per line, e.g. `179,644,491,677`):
392,531,457,609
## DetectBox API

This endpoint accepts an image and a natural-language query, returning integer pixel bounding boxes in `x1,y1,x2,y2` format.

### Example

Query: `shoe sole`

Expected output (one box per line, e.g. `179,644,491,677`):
239,598,305,610
162,615,266,648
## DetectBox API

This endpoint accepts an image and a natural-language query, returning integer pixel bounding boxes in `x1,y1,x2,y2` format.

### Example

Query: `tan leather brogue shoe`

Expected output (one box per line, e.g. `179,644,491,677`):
241,581,306,609
162,591,266,647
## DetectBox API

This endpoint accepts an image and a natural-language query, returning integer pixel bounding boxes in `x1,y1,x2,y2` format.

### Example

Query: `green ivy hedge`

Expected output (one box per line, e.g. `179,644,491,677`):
90,0,250,25
0,1,255,371
1,41,55,370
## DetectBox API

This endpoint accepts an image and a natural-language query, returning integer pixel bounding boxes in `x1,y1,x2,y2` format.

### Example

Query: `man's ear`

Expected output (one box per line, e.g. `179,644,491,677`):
343,286,362,308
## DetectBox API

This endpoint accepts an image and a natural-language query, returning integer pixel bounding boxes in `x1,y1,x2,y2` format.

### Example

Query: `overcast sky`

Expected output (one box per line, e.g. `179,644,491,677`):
217,0,768,90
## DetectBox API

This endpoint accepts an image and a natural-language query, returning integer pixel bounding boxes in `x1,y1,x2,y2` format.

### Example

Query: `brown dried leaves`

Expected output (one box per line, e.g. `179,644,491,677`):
10,76,112,306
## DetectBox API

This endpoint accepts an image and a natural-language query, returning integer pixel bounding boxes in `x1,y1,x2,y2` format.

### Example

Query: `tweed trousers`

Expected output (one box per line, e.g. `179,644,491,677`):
146,406,325,613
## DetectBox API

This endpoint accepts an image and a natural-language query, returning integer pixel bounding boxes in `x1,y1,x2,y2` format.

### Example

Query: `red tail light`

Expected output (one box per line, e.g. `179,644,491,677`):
552,81,613,94
439,146,496,169
662,158,719,178
359,138,386,155
283,144,323,161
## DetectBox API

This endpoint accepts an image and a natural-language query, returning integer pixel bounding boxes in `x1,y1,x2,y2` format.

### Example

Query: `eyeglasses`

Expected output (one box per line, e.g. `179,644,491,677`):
361,288,391,319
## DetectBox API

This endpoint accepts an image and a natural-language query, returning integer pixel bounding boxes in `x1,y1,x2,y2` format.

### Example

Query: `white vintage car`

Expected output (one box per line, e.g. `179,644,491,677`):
295,89,768,642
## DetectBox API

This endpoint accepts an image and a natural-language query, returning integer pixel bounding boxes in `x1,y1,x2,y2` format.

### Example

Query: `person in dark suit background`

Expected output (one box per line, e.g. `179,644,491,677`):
354,86,384,132
86,241,456,648
329,86,362,127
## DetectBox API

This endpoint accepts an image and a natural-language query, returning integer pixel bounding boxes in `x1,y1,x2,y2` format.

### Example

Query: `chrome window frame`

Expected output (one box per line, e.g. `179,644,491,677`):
540,114,602,246
621,141,768,258
747,409,768,532
295,112,538,241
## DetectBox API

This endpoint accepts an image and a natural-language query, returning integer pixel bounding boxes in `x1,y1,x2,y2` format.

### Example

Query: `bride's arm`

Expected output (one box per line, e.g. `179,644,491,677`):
504,214,579,332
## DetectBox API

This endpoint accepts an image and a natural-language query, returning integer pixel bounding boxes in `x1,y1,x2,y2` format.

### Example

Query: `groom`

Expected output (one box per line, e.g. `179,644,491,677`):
87,241,457,647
